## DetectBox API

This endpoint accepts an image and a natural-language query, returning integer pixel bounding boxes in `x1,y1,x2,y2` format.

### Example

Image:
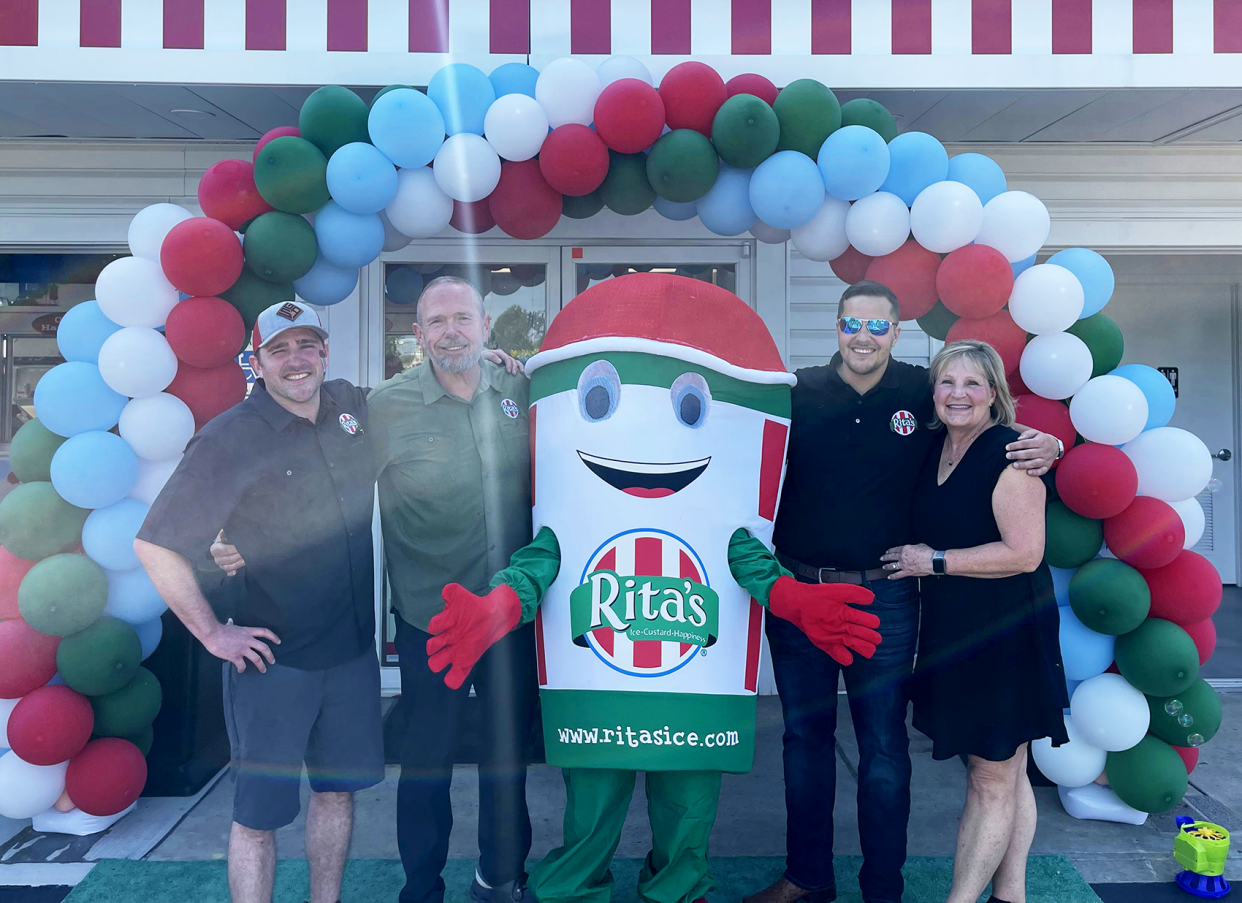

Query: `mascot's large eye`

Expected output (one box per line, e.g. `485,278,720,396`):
578,360,621,422
671,373,711,428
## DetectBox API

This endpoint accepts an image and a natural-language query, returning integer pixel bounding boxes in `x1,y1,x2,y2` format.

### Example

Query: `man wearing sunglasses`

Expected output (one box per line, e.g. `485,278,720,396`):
745,280,1060,903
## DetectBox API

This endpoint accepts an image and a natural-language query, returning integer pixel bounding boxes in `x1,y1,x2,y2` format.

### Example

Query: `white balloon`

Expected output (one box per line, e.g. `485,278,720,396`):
1170,497,1207,548
119,393,195,461
433,134,502,203
1069,673,1150,752
1121,427,1214,503
104,565,168,625
378,210,413,251
1008,264,1085,335
385,167,454,238
844,192,910,258
484,93,550,162
975,190,1051,263
909,180,983,253
1032,713,1107,788
1058,783,1148,826
127,203,193,261
1019,333,1093,400
535,57,602,128
0,697,17,748
97,327,178,398
127,453,181,505
95,257,181,329
750,221,791,244
1069,375,1149,446
597,55,653,86
0,752,67,820
790,196,850,262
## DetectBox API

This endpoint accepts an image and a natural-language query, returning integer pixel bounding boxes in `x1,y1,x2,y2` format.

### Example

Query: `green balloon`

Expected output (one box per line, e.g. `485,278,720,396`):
370,84,412,109
1045,501,1104,569
840,98,898,143
253,136,330,215
562,190,604,220
57,616,142,697
1066,313,1124,378
711,94,780,169
1116,618,1199,697
243,212,318,284
298,85,370,159
1147,678,1222,747
220,270,295,335
1106,734,1188,813
774,79,841,158
92,667,162,737
1068,559,1151,635
917,302,959,341
0,482,89,561
645,130,719,203
18,553,109,637
9,419,66,484
600,152,655,216
124,724,154,757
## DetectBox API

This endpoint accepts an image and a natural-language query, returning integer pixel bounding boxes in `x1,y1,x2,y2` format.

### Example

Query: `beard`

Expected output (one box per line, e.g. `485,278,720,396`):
430,343,483,374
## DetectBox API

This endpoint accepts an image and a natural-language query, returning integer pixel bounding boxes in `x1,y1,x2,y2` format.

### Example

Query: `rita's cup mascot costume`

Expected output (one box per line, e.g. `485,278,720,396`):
428,274,881,903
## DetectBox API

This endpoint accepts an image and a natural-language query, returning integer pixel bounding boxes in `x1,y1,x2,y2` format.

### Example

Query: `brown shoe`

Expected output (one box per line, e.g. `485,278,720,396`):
741,877,837,903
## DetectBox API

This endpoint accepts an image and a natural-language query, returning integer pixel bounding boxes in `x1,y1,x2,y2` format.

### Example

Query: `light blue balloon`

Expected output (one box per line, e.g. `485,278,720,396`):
653,196,699,221
1012,253,1037,277
749,151,825,230
33,361,127,438
489,62,540,99
1066,677,1082,702
105,565,166,625
880,131,948,206
1050,566,1076,607
428,63,496,136
696,164,755,236
57,301,121,364
1059,606,1116,682
326,142,399,215
818,126,890,201
313,201,385,269
1111,364,1176,430
82,498,149,571
45,674,65,687
946,152,1008,205
1048,248,1115,317
295,255,359,307
367,89,446,168
50,430,138,509
134,615,163,661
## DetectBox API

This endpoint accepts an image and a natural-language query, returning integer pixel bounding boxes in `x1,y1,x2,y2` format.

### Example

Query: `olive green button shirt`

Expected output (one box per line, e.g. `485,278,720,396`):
368,359,532,631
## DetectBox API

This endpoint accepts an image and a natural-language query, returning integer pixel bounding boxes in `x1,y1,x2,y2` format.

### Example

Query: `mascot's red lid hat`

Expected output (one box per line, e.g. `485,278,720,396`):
526,273,796,386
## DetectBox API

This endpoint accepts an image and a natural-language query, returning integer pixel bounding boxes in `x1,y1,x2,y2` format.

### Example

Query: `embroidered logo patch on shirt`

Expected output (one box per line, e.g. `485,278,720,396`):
339,413,360,435
501,398,520,419
890,410,917,436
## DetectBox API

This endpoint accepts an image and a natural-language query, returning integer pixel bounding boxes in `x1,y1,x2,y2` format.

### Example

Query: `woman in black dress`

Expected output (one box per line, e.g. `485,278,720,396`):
880,340,1068,903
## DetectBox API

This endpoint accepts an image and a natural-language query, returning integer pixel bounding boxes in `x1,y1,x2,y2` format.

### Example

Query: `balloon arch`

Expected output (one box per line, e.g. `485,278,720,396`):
0,56,1222,830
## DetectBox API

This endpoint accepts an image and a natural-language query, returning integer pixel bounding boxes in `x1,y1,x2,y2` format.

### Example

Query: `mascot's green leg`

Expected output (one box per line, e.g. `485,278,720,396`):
529,768,636,903
637,771,722,903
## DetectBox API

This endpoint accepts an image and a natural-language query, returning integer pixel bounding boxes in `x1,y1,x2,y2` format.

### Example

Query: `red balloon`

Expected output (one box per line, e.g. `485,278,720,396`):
198,160,273,232
725,73,779,106
254,126,300,162
164,296,246,369
160,217,244,298
1173,745,1200,774
1014,395,1075,452
0,546,35,620
1104,496,1186,570
1181,618,1217,665
0,618,60,698
1008,368,1031,398
659,61,727,136
166,359,247,429
936,245,1014,319
539,125,609,197
66,738,148,817
1055,443,1139,520
7,686,94,766
864,239,940,320
594,79,666,154
829,247,872,284
1140,551,1223,625
489,160,563,241
450,200,495,235
946,309,1027,374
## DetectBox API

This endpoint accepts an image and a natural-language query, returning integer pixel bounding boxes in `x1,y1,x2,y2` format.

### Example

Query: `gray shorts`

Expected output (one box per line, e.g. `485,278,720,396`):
222,649,384,830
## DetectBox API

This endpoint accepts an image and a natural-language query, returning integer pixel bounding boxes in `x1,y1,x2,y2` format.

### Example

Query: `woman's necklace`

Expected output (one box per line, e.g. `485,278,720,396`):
945,421,990,468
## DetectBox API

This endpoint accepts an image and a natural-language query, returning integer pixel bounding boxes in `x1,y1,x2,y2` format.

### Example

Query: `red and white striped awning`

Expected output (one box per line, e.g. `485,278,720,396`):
0,0,1239,87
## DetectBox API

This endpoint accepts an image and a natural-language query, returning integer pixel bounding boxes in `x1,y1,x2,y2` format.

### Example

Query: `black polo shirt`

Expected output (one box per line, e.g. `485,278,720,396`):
773,354,935,571
138,379,379,671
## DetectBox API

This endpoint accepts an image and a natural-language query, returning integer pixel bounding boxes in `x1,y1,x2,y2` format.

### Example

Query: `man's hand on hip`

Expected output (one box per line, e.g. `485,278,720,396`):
1006,429,1061,477
205,619,281,673
426,584,522,690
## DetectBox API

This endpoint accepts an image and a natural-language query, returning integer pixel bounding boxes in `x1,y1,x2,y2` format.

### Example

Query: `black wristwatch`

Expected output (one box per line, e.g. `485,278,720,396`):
931,550,947,576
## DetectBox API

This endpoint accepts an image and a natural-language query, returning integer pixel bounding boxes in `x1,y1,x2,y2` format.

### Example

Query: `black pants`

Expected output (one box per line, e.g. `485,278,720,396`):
394,614,538,903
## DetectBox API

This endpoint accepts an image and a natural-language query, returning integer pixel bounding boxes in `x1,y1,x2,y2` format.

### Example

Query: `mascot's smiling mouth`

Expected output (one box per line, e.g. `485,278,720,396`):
577,451,711,498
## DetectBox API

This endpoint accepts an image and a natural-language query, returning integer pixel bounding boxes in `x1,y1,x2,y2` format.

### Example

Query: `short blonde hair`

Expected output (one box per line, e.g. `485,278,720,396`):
928,340,1017,429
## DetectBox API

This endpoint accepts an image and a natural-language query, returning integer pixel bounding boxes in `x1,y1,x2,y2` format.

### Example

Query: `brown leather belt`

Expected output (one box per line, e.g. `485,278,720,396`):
776,551,886,586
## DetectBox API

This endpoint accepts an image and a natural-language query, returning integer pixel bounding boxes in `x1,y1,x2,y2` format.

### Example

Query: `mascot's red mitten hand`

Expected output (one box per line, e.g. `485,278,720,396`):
768,576,883,666
426,584,521,690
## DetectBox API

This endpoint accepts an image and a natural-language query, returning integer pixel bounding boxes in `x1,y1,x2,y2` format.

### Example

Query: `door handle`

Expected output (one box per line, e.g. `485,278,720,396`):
1213,449,1232,461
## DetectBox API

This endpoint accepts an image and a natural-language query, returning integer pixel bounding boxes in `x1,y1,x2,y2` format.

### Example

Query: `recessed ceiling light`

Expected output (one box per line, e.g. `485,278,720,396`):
170,109,215,120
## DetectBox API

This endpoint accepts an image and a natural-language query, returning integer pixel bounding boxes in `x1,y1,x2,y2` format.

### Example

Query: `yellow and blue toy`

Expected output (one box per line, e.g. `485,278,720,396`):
1174,816,1231,898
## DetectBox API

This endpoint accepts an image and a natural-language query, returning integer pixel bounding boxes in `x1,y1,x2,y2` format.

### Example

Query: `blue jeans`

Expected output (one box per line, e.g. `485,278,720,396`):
765,575,919,903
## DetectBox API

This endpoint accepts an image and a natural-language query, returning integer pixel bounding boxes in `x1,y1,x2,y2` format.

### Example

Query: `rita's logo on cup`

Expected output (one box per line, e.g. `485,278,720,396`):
339,413,360,435
890,410,917,436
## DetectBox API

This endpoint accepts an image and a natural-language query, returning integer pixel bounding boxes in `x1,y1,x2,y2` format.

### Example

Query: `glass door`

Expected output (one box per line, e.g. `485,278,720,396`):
559,244,753,312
